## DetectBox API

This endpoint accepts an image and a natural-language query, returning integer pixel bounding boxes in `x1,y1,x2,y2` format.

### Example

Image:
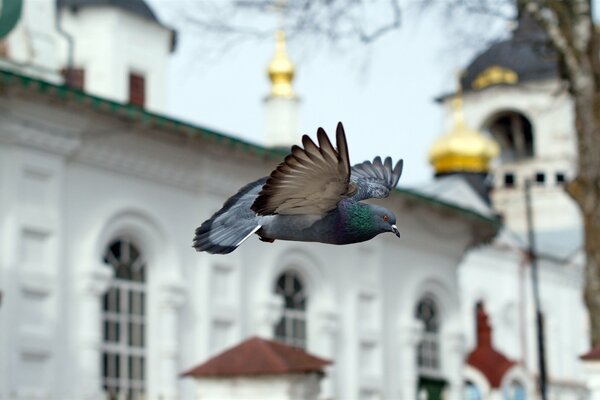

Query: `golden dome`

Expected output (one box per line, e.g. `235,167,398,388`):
267,30,295,98
429,95,500,174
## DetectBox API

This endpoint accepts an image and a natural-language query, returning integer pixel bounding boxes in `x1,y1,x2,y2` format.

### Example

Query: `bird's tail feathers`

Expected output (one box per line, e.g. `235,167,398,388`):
193,220,260,255
193,177,265,255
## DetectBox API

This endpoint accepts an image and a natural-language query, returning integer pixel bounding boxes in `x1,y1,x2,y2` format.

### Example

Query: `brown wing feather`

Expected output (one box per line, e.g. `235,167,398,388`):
251,123,356,216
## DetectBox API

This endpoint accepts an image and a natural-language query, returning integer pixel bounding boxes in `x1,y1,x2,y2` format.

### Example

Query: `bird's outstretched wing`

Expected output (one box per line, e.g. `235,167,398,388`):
251,123,356,215
350,156,403,201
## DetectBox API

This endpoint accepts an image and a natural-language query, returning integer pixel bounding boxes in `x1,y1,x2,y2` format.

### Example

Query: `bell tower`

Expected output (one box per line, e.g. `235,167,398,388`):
264,29,301,148
436,12,581,234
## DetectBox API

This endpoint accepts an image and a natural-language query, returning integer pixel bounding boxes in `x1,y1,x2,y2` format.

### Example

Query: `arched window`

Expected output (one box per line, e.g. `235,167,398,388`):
487,112,534,162
504,379,526,400
416,297,440,374
101,238,146,399
464,381,482,400
273,271,307,348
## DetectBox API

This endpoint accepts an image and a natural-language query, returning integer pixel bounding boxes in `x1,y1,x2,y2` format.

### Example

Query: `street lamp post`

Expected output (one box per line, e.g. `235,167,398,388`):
524,178,548,400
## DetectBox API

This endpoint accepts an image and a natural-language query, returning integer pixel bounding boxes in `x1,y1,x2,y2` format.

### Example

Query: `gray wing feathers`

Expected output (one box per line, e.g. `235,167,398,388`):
251,123,355,216
350,157,403,201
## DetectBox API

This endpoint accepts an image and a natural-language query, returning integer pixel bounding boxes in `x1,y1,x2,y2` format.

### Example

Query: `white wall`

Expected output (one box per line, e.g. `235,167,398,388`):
59,6,172,112
2,0,172,112
0,91,480,400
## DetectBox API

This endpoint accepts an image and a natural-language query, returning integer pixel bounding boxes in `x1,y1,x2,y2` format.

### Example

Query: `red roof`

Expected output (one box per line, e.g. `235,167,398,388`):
466,302,515,388
181,336,332,378
581,345,600,361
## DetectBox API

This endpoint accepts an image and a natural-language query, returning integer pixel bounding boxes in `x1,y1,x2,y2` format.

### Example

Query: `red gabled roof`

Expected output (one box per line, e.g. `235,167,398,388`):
181,336,332,378
467,302,515,388
581,345,600,361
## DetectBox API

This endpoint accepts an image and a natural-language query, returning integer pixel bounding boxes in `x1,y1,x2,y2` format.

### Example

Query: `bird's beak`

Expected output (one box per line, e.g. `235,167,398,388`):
391,224,400,238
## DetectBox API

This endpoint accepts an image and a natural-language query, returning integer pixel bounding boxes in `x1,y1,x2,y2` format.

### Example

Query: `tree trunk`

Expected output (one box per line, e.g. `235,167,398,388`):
580,198,600,346
567,89,600,347
522,0,600,346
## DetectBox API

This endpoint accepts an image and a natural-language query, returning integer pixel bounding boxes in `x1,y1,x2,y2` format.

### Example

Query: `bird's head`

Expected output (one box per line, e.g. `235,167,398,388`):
346,203,400,240
369,204,400,238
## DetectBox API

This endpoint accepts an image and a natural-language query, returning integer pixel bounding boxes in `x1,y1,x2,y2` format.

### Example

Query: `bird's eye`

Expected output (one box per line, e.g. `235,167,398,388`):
383,215,389,222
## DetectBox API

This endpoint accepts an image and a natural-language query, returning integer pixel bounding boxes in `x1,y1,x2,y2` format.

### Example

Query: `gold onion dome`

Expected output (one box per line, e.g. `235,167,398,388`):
268,30,295,97
429,95,500,174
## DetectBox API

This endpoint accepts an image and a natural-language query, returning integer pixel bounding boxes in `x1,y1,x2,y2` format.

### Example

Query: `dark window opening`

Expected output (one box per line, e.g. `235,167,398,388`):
61,68,85,90
128,73,145,107
101,239,146,398
535,172,545,185
556,172,566,184
504,173,515,188
416,297,441,374
488,112,534,163
273,271,306,348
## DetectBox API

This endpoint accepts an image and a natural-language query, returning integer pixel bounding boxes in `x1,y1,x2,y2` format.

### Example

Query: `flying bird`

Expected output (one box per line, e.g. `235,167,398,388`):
193,122,403,255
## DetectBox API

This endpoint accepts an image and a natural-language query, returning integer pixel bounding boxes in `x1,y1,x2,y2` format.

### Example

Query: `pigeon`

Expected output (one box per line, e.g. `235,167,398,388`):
193,122,403,255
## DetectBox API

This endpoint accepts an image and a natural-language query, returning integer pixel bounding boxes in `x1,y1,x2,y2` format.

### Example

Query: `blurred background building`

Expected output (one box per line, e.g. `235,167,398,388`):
0,0,590,399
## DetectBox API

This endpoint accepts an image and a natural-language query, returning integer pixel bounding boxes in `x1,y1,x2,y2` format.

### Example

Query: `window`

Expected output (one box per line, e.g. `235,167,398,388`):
416,297,440,375
488,112,534,162
556,172,566,185
504,172,515,188
101,239,146,399
504,379,526,400
61,68,85,90
535,172,545,185
273,271,306,348
128,73,145,107
464,381,482,400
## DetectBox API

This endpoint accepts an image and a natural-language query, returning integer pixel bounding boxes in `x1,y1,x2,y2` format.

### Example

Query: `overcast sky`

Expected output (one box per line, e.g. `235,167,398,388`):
147,1,511,185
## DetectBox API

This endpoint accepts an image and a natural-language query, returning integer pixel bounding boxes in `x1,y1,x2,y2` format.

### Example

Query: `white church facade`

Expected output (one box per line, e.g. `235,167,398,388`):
0,67,497,399
0,1,593,400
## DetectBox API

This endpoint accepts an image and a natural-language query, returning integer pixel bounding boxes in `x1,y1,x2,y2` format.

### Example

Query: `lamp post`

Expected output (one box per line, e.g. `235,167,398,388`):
524,178,548,400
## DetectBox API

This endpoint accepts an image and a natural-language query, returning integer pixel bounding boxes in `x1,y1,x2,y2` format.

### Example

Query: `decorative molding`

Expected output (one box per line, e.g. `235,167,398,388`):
359,330,381,345
212,305,238,323
1,102,267,193
18,331,53,356
397,319,424,346
0,117,80,157
160,280,187,309
19,270,54,296
473,66,518,90
444,331,466,353
75,142,201,191
316,309,340,335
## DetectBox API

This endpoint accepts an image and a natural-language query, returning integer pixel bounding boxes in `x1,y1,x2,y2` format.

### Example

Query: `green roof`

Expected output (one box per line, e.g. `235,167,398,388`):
394,186,500,228
0,68,287,161
0,68,500,230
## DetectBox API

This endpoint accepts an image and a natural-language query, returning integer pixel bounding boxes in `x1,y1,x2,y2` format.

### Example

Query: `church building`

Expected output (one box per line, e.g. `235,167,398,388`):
434,12,588,400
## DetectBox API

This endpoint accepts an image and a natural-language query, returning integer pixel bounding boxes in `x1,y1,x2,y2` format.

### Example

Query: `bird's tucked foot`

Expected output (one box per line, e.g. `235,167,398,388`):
259,236,275,243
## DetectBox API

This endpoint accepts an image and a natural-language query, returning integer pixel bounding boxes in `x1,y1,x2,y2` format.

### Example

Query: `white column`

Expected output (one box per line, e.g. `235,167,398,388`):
397,319,424,400
158,281,186,400
255,294,283,338
264,95,301,148
582,359,600,399
444,331,465,400
78,264,113,400
314,310,340,400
